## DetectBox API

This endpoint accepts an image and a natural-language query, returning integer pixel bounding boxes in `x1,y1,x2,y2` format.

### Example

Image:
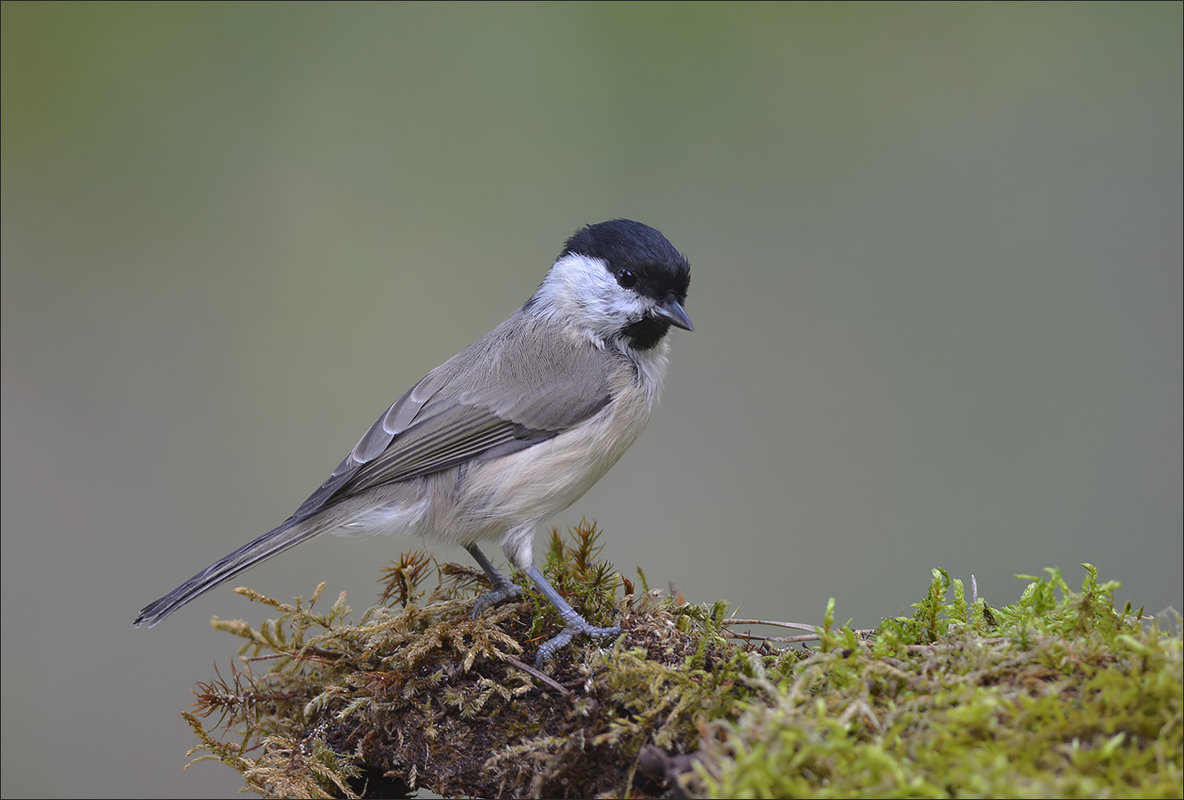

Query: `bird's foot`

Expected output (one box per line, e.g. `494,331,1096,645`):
471,579,524,619
535,617,620,668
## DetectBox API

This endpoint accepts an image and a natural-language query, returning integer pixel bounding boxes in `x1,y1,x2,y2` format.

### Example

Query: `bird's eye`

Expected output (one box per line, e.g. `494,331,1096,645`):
617,268,637,289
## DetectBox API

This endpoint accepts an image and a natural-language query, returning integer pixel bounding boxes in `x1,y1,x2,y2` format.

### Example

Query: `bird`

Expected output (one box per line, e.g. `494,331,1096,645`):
134,218,692,666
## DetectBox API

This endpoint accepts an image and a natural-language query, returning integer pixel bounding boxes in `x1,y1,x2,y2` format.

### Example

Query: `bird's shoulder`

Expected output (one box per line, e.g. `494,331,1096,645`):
288,311,632,517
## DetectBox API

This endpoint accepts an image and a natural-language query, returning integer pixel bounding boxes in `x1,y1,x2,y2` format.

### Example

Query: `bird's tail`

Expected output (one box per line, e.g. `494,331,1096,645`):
132,516,323,627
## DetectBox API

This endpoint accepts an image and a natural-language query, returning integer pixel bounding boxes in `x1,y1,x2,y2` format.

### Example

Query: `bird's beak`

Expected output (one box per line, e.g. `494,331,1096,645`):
654,299,694,331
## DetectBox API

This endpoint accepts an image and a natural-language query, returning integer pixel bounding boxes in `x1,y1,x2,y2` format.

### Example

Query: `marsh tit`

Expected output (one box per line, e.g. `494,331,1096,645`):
134,219,692,666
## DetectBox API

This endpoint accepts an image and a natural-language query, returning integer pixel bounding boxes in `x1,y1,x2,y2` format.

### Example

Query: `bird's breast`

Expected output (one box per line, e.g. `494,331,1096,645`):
437,350,667,535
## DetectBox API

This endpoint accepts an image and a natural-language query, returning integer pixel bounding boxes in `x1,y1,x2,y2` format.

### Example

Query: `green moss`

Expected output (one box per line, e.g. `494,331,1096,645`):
181,529,1182,799
694,565,1182,799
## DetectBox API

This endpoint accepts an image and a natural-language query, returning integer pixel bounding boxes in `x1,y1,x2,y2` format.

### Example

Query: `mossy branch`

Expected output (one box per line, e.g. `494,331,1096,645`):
179,521,1182,799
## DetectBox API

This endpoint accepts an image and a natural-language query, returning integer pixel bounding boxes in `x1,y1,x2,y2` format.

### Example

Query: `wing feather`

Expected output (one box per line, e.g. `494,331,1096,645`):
289,314,621,521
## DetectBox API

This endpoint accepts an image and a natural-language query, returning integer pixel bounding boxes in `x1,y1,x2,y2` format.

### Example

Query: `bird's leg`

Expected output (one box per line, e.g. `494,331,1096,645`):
466,543,620,666
526,564,620,667
467,542,523,617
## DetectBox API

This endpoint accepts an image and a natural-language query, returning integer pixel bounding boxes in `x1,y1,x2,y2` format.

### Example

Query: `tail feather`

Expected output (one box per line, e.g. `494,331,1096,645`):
132,516,322,627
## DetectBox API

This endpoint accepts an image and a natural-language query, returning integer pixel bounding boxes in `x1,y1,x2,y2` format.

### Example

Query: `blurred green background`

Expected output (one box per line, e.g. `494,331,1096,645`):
2,3,1180,797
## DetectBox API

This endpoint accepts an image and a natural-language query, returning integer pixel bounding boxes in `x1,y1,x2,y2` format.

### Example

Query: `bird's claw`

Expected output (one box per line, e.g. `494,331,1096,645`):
535,620,620,668
471,581,524,618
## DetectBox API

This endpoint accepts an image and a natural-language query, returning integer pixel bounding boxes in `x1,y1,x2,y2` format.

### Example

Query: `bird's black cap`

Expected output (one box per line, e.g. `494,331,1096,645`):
561,219,690,306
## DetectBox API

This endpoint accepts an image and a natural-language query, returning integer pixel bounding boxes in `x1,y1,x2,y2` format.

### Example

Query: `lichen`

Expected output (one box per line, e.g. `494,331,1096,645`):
181,526,1182,799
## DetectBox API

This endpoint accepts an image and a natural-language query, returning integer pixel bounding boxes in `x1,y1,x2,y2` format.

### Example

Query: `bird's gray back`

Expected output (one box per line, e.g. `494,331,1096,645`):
288,312,622,523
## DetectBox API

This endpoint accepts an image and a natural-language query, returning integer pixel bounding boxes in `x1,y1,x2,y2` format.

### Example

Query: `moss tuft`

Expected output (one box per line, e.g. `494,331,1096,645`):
181,529,1182,799
692,564,1182,799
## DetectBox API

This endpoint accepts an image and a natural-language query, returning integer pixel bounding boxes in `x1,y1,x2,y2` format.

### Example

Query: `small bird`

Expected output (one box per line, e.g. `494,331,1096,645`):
134,219,692,665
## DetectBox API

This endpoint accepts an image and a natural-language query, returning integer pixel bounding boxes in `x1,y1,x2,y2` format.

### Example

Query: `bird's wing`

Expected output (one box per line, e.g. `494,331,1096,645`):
289,315,622,519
